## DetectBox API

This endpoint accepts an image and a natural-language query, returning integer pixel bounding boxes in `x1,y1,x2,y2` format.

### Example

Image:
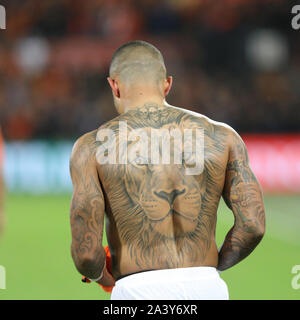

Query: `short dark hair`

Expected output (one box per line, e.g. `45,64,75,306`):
109,40,166,83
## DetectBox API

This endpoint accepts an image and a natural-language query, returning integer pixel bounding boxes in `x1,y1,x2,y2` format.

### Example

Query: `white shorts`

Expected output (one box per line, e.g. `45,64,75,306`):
111,266,229,300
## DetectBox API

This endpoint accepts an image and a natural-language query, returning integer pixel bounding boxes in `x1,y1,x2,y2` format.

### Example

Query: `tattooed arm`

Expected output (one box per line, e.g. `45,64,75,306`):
218,130,265,271
70,132,108,282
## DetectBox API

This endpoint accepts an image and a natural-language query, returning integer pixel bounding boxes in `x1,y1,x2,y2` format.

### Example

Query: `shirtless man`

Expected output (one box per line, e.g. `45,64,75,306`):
70,40,265,300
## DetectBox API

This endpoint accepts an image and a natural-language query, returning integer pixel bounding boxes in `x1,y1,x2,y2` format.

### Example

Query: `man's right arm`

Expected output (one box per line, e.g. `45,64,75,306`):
218,130,265,271
69,132,115,287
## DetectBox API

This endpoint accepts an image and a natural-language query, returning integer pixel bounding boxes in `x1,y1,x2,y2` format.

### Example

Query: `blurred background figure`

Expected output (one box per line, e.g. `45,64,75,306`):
0,0,299,300
0,127,4,235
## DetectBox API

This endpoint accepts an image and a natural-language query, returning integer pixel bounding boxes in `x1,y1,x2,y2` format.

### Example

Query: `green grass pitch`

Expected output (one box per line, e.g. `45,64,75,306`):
0,194,299,300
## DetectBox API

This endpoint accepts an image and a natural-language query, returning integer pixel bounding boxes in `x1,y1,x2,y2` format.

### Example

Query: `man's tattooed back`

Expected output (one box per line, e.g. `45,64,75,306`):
88,103,263,279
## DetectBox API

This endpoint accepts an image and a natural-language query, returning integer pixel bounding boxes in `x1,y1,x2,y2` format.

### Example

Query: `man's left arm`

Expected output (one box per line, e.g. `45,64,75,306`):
70,133,107,281
218,130,266,271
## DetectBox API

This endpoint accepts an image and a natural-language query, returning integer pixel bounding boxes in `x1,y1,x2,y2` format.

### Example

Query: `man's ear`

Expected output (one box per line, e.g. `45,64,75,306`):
164,76,173,96
107,77,120,98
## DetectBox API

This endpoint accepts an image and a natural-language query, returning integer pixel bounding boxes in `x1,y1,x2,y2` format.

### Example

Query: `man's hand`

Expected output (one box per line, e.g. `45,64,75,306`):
96,245,115,287
82,246,115,293
96,266,116,287
218,130,266,271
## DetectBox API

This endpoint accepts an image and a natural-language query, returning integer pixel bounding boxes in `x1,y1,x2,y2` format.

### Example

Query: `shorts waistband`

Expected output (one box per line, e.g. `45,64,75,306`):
116,269,156,281
115,266,218,286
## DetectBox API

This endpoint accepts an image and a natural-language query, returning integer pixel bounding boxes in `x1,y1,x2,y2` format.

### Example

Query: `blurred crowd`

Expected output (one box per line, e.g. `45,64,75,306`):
0,0,299,140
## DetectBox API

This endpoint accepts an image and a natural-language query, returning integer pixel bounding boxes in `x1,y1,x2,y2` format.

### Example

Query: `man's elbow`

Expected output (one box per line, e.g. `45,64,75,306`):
74,256,98,276
255,223,265,241
249,219,265,244
240,217,265,243
71,245,105,278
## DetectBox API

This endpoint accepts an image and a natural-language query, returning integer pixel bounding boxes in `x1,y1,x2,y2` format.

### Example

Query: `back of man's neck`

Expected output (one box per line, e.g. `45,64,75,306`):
123,97,166,112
